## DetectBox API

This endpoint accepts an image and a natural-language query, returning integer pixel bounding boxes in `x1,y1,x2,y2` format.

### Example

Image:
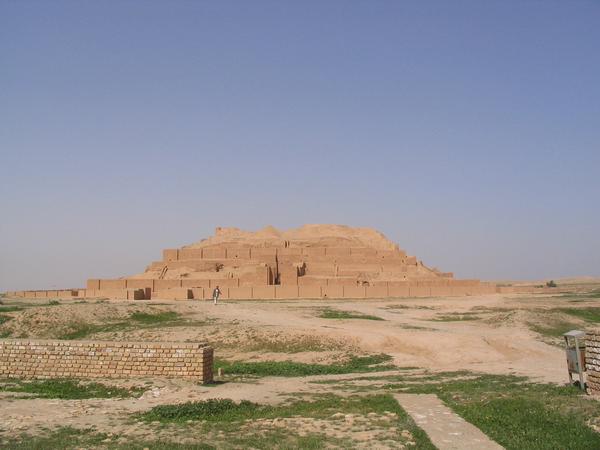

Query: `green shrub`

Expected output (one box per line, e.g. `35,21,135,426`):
141,398,260,422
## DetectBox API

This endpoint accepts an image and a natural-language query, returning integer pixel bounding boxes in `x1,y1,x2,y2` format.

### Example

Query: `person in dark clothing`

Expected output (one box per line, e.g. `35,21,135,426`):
212,286,221,305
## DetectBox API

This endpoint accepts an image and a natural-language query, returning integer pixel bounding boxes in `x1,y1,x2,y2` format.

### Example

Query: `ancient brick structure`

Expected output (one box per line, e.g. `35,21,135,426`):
585,330,600,394
0,340,213,383
7,224,505,300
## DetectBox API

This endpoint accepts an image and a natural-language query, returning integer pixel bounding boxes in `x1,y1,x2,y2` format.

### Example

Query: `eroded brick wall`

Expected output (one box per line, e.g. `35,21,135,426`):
0,340,213,384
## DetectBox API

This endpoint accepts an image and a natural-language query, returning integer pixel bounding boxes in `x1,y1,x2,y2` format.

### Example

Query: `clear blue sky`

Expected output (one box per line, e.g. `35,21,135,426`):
1,1,599,290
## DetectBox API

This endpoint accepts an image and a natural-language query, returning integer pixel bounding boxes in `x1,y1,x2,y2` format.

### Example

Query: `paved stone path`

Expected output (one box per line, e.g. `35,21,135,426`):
394,394,504,450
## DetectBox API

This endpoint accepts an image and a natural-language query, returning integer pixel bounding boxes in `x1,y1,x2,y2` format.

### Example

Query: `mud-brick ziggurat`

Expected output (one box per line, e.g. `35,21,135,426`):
6,225,538,300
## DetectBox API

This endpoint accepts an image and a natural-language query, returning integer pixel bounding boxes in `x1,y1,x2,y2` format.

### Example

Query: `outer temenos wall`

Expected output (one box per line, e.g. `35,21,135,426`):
0,340,213,384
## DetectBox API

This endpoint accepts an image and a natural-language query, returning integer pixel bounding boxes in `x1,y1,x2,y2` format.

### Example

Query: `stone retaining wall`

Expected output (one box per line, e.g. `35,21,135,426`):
0,340,213,384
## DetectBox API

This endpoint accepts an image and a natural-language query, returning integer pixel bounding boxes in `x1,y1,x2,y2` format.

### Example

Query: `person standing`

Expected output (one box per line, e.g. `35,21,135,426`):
212,285,221,305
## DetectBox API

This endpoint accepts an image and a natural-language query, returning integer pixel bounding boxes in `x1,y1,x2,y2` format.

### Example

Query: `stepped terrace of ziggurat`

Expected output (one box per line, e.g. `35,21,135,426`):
7,224,528,300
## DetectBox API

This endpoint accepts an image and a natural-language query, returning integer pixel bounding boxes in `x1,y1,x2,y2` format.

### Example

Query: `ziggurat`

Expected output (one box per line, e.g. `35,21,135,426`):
7,225,499,300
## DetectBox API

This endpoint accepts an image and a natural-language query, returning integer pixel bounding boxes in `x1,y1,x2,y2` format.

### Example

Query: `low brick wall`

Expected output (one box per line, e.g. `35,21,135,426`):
0,340,213,384
586,331,600,393
6,280,501,300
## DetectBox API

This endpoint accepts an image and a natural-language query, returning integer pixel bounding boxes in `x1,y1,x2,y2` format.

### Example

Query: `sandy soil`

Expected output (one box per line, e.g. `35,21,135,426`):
1,290,598,445
1,294,582,380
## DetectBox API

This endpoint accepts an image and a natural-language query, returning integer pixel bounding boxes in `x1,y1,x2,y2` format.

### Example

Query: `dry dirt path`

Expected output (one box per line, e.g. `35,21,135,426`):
395,393,504,450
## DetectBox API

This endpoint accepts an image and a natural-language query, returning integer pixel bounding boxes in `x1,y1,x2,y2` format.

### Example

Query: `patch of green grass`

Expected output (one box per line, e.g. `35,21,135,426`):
397,323,435,330
529,320,578,339
319,308,384,321
137,394,434,448
471,306,512,312
528,307,600,340
4,425,337,450
116,442,216,450
332,370,473,385
337,372,600,450
59,322,124,340
526,290,600,303
4,426,109,450
385,304,435,310
240,335,345,353
314,367,600,449
3,426,222,449
424,376,600,450
5,429,213,450
0,305,24,312
559,290,600,299
140,398,260,422
560,307,600,323
314,371,481,389
0,378,144,399
0,314,12,325
220,432,336,450
430,312,481,322
4,301,67,308
455,396,598,449
215,354,394,377
129,310,179,323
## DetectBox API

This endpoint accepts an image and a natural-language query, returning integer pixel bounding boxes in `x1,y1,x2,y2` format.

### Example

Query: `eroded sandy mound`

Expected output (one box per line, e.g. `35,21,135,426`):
1,303,134,339
186,224,398,250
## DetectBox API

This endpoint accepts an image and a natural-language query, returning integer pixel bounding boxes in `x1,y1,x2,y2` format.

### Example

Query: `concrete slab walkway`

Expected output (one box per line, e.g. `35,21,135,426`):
394,394,504,450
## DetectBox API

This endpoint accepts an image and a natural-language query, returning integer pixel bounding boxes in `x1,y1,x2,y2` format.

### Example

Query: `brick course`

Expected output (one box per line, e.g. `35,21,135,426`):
586,331,600,394
0,339,213,384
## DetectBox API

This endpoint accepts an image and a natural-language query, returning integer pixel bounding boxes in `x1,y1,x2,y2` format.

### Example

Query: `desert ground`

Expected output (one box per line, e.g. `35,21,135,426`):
2,285,600,449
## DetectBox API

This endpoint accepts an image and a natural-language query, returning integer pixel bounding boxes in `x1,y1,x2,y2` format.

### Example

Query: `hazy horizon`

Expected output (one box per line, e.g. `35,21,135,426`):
1,1,599,291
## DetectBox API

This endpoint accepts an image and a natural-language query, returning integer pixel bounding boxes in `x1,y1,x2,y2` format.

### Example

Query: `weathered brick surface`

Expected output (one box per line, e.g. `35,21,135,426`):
0,339,213,384
586,329,600,393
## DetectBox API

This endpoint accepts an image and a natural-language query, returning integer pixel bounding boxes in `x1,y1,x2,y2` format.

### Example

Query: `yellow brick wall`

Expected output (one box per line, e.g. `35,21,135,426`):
0,340,213,384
